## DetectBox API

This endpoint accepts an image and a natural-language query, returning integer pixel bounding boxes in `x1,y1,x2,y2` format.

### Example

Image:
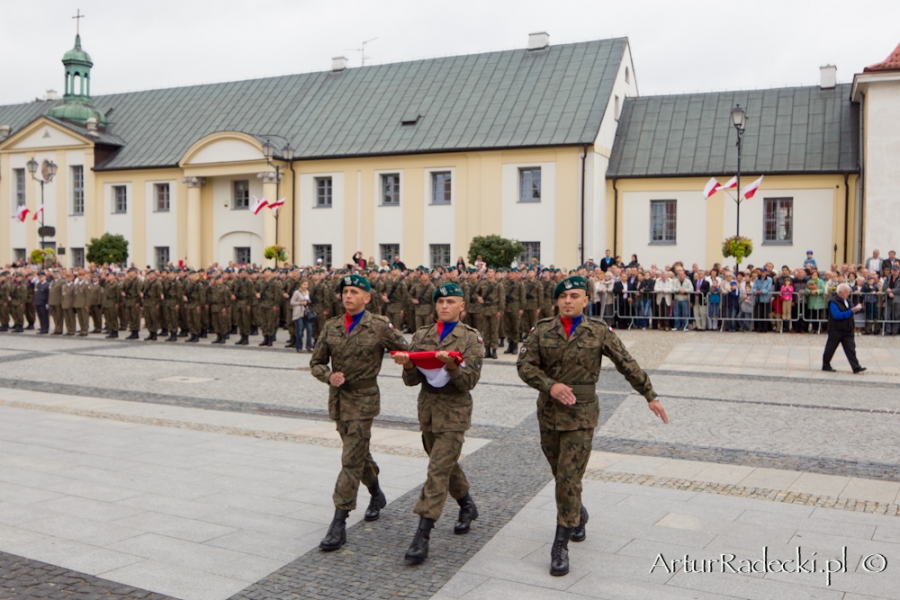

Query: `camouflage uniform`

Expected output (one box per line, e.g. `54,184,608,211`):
122,276,142,334
409,280,436,330
517,316,656,527
521,277,543,338
309,311,409,510
142,277,163,335
382,277,408,329
102,278,119,335
473,278,505,350
49,278,64,333
402,322,483,520
501,277,525,348
73,279,89,334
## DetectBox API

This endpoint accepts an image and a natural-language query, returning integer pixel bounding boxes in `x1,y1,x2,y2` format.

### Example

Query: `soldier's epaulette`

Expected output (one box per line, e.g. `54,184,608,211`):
588,316,615,332
535,316,557,326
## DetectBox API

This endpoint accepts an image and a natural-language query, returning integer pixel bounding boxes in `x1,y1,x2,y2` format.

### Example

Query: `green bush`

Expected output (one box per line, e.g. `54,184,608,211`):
86,233,129,266
467,235,524,269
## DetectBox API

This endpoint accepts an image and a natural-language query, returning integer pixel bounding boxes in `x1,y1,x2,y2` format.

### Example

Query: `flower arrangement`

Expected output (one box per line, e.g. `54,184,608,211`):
264,245,288,262
721,236,753,266
30,248,55,266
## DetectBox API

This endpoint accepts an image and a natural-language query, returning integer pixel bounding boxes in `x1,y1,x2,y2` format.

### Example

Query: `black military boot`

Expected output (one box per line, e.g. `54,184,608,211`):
550,524,572,576
570,505,589,542
251,326,259,336
404,516,435,564
178,329,188,337
199,330,207,339
364,479,387,521
187,334,199,343
319,508,350,551
231,326,237,335
271,332,277,343
484,348,491,359
213,333,224,344
150,332,158,341
499,337,505,347
126,331,139,340
284,336,295,348
453,493,478,534
25,323,34,330
105,330,116,338
490,348,498,359
160,329,168,337
144,331,154,341
165,332,177,342
236,335,248,345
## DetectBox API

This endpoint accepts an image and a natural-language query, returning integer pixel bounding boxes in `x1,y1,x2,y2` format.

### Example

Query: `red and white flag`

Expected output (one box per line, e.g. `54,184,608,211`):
251,196,268,215
32,205,44,221
268,197,285,213
742,175,764,200
390,351,465,388
703,178,721,199
15,205,30,222
720,176,738,190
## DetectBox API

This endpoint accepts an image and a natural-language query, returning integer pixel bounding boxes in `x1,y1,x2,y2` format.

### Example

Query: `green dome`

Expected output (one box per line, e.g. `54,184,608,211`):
63,35,93,66
48,100,106,127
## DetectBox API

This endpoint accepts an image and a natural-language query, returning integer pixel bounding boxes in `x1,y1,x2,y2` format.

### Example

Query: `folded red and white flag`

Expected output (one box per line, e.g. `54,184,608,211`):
251,196,269,215
16,205,30,222
742,175,764,200
32,205,44,221
720,176,738,190
702,177,721,199
391,351,465,388
268,197,285,213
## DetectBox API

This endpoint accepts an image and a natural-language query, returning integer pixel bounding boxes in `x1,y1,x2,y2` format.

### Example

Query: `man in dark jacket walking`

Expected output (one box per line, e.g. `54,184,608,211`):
823,283,866,374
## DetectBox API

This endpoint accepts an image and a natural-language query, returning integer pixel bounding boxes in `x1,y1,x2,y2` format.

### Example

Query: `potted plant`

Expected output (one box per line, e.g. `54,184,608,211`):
722,235,753,267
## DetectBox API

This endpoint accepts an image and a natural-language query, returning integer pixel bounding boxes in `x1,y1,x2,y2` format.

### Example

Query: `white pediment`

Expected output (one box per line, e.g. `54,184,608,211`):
10,125,86,150
187,138,264,165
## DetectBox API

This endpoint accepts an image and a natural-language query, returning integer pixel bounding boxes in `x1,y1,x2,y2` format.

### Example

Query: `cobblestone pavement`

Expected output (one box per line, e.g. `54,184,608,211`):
1,329,899,599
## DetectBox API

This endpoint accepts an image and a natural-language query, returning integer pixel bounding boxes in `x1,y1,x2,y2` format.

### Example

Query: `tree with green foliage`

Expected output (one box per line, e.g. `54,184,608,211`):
86,233,129,266
467,235,524,269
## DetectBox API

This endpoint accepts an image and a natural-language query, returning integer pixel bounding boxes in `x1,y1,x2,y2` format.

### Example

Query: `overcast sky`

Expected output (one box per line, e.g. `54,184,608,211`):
2,0,898,106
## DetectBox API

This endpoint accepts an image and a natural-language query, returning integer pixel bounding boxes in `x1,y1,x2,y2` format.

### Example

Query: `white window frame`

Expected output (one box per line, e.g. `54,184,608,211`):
518,167,541,203
233,180,250,210
650,199,677,244
71,247,85,268
154,246,170,270
14,168,26,211
430,244,451,268
154,183,170,212
313,244,333,267
517,241,541,265
763,197,793,245
315,176,333,208
380,244,400,264
380,172,401,206
429,170,452,205
113,185,128,214
234,246,251,264
71,165,84,215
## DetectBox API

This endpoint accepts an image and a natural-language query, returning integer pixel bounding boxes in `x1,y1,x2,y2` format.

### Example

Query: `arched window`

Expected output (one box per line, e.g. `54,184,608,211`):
73,73,81,96
624,66,630,84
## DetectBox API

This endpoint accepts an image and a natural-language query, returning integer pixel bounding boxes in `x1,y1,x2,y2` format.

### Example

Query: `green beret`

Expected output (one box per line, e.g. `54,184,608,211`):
0,271,8,276
128,267,137,272
509,267,518,272
338,274,371,293
553,276,588,298
432,282,464,303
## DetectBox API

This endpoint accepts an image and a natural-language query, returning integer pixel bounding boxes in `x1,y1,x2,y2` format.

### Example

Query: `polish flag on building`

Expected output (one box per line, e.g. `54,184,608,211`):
742,175,764,200
720,176,738,190
251,196,269,215
15,205,30,222
268,197,285,213
32,205,44,221
390,351,465,388
703,178,722,199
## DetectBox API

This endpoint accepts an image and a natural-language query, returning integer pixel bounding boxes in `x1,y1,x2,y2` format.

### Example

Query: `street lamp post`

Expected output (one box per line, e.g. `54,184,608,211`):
26,158,58,266
731,104,747,236
260,136,295,267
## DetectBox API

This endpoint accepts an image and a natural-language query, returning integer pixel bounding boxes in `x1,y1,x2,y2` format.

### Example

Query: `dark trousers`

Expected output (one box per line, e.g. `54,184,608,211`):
35,305,50,333
823,331,861,371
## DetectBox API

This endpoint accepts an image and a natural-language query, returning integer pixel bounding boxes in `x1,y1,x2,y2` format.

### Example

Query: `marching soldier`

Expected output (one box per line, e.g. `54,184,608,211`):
257,269,283,347
182,271,204,342
88,273,103,333
121,268,143,339
521,268,543,341
382,268,408,330
61,272,77,335
473,268,504,359
392,283,483,564
103,272,120,338
541,269,556,318
517,275,667,577
142,270,163,341
501,268,525,354
49,273,64,334
73,272,89,336
232,269,255,345
162,270,182,341
209,274,231,344
0,272,10,331
310,274,409,552
409,271,436,331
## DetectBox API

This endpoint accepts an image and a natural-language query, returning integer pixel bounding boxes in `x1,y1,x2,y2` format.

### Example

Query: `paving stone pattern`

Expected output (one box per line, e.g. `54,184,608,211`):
0,551,172,600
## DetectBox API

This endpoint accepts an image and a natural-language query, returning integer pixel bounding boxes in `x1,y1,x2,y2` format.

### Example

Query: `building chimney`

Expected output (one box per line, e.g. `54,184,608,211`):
0,125,10,140
528,32,550,51
44,90,60,101
820,65,837,89
85,117,98,136
332,56,348,72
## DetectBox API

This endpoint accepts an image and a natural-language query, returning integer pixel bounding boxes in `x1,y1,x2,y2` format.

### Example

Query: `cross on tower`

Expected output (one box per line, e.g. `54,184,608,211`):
73,9,85,34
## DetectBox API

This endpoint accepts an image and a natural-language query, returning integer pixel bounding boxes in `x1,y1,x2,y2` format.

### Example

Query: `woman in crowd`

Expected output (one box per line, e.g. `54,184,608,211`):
739,271,754,332
290,279,314,353
707,268,721,331
653,270,672,330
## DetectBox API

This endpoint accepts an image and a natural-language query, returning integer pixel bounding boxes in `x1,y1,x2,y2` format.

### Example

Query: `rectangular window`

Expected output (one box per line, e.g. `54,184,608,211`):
113,186,127,214
13,248,26,262
650,200,677,243
72,166,84,215
517,242,541,265
315,177,333,207
233,180,250,210
71,247,85,268
764,197,793,244
430,244,451,268
431,172,451,204
155,246,170,270
14,169,25,208
381,173,400,206
314,244,333,268
518,167,541,202
154,183,170,212
234,247,251,265
380,244,400,264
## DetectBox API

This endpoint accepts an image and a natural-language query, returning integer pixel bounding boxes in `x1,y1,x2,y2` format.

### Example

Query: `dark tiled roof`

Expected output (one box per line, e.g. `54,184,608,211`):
607,84,859,178
0,39,627,170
